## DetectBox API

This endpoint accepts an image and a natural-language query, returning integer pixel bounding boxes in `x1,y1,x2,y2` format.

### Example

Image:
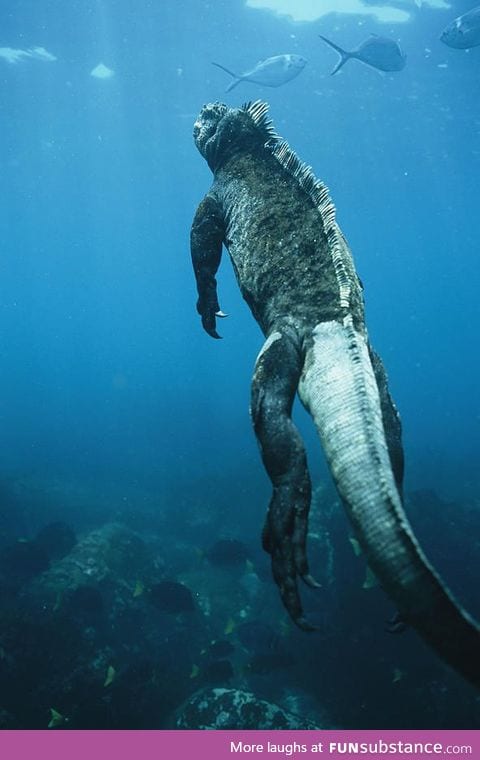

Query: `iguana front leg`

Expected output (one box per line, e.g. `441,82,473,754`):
191,194,226,339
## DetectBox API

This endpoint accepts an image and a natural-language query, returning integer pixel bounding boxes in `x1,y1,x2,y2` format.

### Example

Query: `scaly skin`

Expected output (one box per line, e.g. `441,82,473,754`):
190,101,480,687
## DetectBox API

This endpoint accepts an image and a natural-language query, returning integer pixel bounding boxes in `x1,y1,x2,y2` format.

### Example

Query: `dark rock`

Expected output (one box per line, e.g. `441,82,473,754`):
175,688,322,729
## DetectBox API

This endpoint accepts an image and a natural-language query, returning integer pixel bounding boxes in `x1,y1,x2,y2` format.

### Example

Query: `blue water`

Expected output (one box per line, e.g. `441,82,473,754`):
0,0,479,729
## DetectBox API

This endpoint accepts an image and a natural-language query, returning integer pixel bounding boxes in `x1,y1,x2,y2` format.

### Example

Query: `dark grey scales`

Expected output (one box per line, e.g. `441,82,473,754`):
190,100,480,688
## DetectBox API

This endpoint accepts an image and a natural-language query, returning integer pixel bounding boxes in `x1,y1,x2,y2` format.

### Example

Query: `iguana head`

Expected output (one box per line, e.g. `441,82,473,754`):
193,100,277,171
193,102,228,161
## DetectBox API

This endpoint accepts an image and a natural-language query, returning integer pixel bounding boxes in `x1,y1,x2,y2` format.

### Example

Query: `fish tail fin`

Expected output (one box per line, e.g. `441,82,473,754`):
211,62,243,91
318,35,352,75
330,56,350,76
225,78,242,92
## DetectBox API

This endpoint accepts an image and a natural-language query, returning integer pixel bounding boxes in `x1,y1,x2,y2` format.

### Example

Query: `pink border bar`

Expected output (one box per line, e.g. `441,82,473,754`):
0,730,479,760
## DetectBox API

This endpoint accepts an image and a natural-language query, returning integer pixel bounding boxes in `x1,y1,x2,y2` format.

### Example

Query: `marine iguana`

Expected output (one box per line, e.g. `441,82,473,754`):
190,100,480,687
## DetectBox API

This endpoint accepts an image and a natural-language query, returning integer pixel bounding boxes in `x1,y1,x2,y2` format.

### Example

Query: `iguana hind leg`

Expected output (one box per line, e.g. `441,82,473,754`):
250,328,315,628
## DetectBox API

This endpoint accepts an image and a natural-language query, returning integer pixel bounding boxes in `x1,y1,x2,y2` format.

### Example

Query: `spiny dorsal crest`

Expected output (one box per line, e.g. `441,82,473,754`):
242,100,351,311
242,100,278,142
242,101,335,223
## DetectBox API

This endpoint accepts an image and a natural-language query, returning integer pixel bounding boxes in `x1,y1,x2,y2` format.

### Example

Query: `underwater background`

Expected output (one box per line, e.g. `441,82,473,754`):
0,0,479,730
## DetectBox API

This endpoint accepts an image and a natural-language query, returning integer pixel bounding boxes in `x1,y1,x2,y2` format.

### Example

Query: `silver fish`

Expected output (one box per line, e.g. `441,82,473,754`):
212,54,306,92
319,34,406,75
440,6,480,49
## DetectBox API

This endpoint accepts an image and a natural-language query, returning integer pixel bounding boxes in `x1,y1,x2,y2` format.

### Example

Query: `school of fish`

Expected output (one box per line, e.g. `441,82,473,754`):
211,4,480,90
